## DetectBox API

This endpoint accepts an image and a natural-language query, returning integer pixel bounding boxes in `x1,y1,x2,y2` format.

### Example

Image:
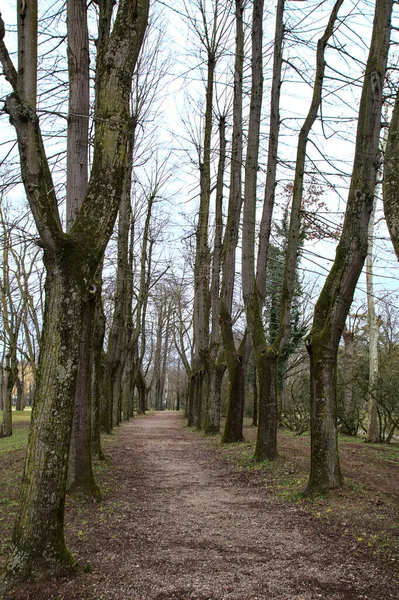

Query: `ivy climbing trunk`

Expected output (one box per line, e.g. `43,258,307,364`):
306,0,392,493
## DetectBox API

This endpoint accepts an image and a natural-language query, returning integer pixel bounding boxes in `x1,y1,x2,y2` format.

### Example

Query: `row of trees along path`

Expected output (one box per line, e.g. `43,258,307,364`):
5,411,398,600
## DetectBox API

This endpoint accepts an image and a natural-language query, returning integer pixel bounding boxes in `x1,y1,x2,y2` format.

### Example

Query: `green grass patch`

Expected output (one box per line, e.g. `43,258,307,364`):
0,408,32,423
0,427,30,456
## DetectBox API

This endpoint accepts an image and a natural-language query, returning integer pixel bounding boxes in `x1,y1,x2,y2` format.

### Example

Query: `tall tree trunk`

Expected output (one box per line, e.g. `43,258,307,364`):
306,0,392,493
205,115,226,434
192,48,214,430
0,0,149,585
66,0,100,500
220,0,245,442
252,0,342,462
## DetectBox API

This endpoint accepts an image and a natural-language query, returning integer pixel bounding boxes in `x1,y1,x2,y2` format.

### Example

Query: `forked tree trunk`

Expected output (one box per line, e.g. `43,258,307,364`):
306,0,392,493
251,0,343,462
0,0,149,585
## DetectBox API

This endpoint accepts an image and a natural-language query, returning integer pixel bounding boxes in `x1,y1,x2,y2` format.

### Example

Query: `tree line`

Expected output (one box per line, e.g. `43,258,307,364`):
0,0,399,591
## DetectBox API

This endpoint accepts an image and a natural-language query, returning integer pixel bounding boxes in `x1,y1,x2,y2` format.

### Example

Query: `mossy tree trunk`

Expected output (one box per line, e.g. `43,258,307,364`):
306,0,392,493
0,0,149,586
5,250,87,581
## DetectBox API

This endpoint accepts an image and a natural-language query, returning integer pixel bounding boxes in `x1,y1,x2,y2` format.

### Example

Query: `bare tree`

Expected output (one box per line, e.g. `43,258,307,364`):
306,0,393,493
0,0,149,586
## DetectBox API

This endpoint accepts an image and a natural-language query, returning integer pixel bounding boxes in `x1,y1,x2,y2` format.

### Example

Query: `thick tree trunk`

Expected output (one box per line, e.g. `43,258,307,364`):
221,357,245,443
0,0,149,586
306,0,392,493
4,254,85,582
307,341,342,490
222,333,250,443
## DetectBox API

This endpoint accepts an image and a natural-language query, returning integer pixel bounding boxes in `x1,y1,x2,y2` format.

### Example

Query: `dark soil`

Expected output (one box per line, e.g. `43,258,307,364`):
1,412,399,600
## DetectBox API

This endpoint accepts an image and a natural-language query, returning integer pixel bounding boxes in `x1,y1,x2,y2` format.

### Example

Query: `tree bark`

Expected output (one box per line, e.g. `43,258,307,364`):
341,326,357,436
220,0,245,443
222,334,250,443
306,0,392,493
67,294,101,500
91,285,106,458
0,357,15,438
366,199,380,442
0,0,149,585
205,115,226,434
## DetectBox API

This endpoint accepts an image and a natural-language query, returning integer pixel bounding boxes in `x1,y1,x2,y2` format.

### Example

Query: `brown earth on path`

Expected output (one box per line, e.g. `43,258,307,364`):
1,411,399,600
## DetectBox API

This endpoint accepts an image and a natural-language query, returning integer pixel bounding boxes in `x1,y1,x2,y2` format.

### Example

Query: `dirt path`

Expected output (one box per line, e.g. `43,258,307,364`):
7,412,399,600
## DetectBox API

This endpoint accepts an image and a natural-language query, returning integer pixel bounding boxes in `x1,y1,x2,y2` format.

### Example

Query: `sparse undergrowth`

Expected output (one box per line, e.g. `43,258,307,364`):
195,418,399,568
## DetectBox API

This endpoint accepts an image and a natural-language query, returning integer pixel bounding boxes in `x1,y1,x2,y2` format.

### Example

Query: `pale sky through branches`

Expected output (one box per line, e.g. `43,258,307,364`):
0,0,398,321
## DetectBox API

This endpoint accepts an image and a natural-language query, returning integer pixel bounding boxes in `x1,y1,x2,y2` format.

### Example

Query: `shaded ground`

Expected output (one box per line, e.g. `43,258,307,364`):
1,412,399,600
